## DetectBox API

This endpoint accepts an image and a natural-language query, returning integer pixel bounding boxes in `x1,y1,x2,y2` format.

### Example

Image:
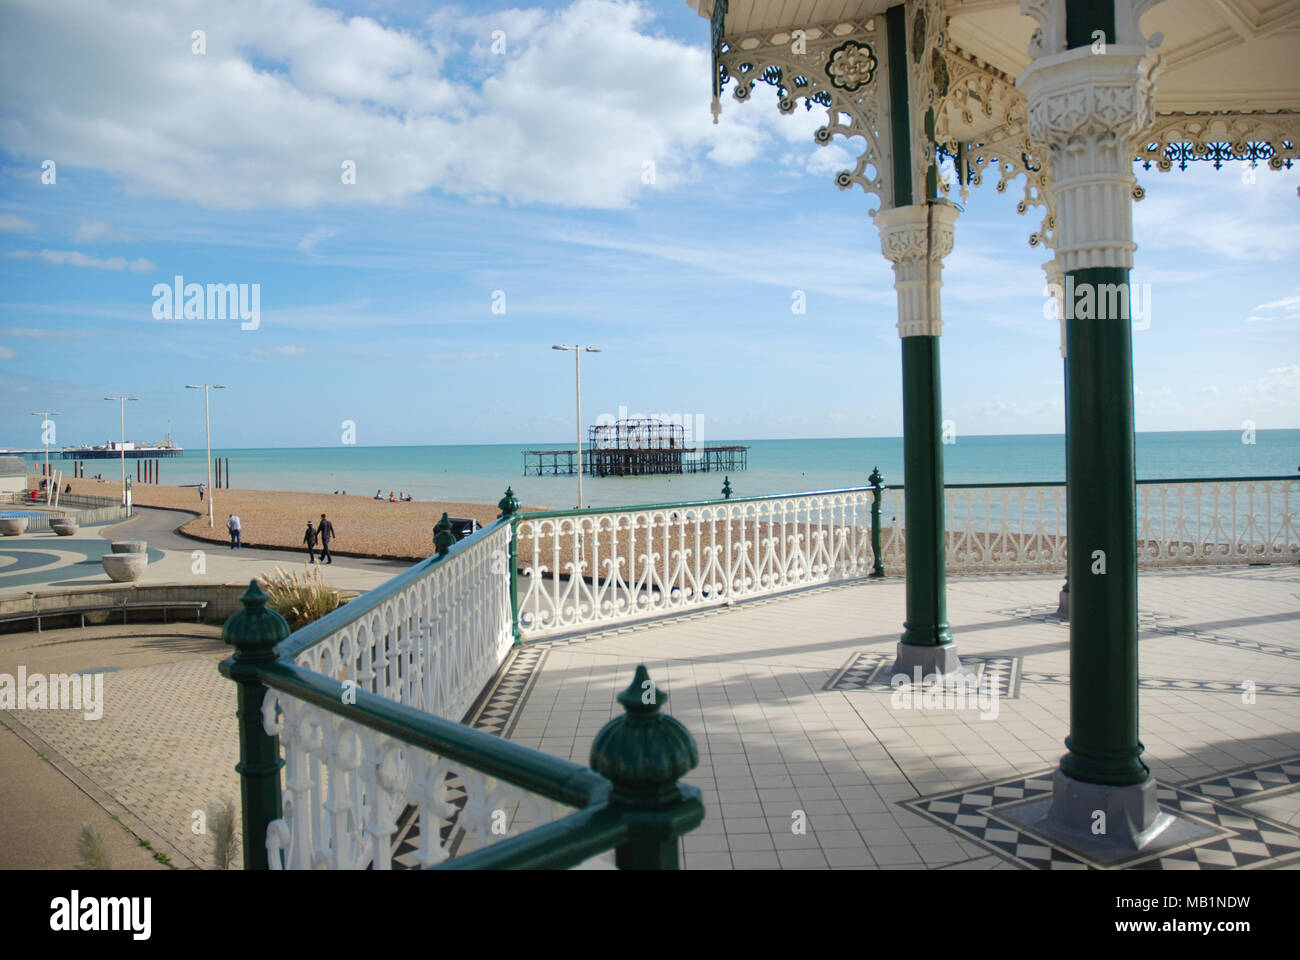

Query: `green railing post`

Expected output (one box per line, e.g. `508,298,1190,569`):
868,466,885,578
590,665,703,869
434,512,456,557
498,487,523,645
218,580,289,870
721,477,733,499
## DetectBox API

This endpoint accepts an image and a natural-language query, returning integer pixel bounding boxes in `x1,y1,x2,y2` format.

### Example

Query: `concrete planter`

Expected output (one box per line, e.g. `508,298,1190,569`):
0,517,29,536
110,540,147,554
102,553,147,582
49,519,79,536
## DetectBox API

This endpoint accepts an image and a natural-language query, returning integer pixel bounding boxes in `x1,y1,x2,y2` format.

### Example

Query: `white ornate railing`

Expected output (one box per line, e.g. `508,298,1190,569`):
1137,479,1299,565
514,477,1297,637
261,688,569,870
287,521,514,722
945,483,1067,573
516,488,903,639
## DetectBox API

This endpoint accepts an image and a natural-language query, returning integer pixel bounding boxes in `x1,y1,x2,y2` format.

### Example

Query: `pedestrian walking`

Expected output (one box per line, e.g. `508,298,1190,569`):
318,513,336,564
227,513,242,549
198,482,206,502
303,520,318,563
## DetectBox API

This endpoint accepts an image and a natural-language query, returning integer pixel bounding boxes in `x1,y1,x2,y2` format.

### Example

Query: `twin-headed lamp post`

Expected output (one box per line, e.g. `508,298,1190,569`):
186,384,226,527
103,396,138,511
552,345,601,509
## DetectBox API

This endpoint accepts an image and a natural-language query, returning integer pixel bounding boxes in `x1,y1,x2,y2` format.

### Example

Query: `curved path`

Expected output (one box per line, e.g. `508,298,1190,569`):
0,507,414,597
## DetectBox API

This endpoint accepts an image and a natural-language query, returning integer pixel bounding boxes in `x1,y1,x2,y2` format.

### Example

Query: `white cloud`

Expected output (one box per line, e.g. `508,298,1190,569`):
6,249,155,272
0,214,36,232
2,327,98,340
0,346,15,359
71,218,135,243
1245,289,1300,323
251,345,308,357
0,0,794,211
1238,364,1300,396
297,226,342,254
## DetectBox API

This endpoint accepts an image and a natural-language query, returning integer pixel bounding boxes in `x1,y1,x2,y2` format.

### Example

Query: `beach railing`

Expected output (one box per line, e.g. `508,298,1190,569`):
220,509,703,870
511,474,1297,637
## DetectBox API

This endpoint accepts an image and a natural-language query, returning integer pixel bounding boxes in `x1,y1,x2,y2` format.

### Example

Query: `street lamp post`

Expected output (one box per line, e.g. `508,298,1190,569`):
104,396,139,513
186,384,226,527
552,345,601,509
31,410,60,483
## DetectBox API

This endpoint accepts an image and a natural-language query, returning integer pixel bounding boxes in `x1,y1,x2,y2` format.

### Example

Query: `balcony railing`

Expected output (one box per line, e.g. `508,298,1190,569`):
222,474,1295,869
220,510,703,871
514,475,1297,638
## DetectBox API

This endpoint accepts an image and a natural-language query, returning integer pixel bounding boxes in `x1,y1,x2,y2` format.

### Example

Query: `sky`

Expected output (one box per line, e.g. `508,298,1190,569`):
0,0,1297,452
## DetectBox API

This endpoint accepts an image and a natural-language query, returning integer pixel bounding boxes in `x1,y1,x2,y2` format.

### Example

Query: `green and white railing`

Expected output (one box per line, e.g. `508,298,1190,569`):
222,474,1294,868
514,474,1296,638
221,506,703,871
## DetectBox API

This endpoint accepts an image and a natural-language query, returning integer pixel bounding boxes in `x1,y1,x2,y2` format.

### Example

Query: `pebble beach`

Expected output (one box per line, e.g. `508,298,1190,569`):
60,478,532,561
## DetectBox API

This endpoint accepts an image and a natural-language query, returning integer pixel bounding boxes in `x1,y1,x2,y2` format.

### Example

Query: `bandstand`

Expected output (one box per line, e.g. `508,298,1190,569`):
686,0,1299,857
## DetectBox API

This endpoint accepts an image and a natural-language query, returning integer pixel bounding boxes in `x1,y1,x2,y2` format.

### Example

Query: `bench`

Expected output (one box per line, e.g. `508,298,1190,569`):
0,598,209,632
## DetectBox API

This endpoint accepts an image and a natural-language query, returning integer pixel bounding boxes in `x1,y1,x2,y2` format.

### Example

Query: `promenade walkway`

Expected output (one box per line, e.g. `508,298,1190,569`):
0,506,413,597
2,562,1296,869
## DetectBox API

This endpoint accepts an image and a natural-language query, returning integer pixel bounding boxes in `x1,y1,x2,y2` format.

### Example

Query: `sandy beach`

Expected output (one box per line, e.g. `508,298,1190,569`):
55,478,533,561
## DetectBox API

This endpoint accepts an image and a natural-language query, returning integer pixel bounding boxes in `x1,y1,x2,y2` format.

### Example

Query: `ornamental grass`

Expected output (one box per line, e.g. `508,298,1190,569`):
259,564,344,630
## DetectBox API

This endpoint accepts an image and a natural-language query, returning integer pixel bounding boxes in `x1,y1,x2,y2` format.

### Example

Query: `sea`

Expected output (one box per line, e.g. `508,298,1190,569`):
39,430,1300,511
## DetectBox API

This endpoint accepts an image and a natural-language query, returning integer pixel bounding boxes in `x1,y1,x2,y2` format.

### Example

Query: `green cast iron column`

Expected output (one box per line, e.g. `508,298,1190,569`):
900,336,950,647
1060,265,1145,785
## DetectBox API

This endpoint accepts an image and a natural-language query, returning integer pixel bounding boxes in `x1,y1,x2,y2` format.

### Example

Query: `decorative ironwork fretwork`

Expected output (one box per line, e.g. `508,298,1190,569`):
930,41,1056,248
717,18,890,211
709,0,729,121
826,40,877,91
1136,112,1300,172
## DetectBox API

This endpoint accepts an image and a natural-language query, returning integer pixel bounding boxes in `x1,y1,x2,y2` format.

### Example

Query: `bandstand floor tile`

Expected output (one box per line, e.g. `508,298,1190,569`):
494,566,1300,869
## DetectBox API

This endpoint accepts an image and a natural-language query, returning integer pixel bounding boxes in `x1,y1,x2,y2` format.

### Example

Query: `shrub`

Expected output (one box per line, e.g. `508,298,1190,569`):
258,565,344,630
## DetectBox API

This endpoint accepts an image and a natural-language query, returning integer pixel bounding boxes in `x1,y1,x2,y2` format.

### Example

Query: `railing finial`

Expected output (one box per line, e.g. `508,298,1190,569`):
590,665,703,868
721,476,733,499
498,486,520,518
224,579,290,660
434,512,456,557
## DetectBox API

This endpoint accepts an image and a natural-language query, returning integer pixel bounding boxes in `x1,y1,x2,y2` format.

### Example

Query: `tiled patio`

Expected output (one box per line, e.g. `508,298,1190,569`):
472,565,1300,869
4,564,1298,869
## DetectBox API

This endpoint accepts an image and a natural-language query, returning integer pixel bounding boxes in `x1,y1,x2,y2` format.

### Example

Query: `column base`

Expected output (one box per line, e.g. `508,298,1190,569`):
999,769,1218,866
1056,584,1069,621
1044,769,1172,852
893,640,961,678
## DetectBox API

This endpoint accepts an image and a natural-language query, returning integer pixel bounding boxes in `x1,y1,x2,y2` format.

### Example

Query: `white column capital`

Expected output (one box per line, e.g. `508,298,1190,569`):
1017,46,1162,272
1042,259,1067,358
875,202,960,338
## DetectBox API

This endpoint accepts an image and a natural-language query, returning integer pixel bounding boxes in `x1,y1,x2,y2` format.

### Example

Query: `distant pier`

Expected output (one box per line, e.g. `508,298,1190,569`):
523,417,748,477
59,446,183,460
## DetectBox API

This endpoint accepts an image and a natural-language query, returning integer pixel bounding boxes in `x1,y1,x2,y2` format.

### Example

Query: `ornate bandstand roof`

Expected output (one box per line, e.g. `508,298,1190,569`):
689,0,1300,243
692,1,1300,112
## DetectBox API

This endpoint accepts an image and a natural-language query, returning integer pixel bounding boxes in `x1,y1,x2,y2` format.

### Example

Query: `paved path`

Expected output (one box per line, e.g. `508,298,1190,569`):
0,506,414,596
3,564,1297,869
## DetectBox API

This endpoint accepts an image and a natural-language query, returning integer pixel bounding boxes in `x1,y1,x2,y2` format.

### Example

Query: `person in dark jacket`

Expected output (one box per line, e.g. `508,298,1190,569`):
303,520,318,564
318,514,336,564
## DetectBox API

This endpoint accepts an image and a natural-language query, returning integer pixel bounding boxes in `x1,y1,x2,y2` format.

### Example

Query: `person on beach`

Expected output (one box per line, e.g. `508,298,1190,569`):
318,513,336,564
198,482,206,502
227,513,242,549
374,489,382,499
303,520,318,563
